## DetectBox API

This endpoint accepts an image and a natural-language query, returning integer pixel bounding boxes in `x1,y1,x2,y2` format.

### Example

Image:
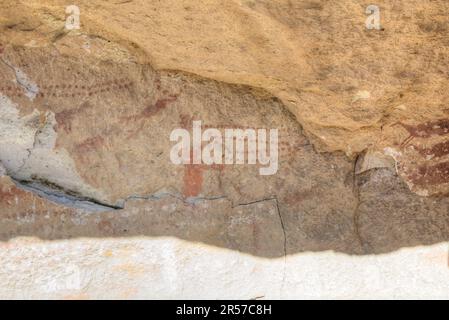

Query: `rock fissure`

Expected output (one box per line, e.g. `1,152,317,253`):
0,56,39,100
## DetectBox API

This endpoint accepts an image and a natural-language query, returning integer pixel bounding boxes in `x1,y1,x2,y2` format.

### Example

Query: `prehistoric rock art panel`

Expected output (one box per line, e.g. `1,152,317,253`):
0,41,449,258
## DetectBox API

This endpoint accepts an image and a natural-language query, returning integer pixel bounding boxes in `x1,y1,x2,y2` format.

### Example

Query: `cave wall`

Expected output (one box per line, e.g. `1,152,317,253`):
1,0,449,299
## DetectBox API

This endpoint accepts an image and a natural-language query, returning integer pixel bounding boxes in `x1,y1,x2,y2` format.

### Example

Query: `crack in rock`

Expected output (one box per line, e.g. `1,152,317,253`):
233,197,287,296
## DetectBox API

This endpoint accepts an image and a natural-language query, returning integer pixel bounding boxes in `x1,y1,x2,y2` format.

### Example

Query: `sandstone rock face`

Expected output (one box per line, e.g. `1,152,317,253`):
1,0,449,299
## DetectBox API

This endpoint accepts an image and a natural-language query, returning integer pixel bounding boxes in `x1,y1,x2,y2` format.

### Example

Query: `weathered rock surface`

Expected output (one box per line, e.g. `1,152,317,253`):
1,0,449,299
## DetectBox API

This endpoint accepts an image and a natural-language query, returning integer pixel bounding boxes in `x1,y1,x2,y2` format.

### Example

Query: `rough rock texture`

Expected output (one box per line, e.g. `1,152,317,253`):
1,0,449,298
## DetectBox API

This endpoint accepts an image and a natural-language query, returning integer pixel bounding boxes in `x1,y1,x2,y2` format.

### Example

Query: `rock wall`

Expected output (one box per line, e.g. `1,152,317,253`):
1,0,449,299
